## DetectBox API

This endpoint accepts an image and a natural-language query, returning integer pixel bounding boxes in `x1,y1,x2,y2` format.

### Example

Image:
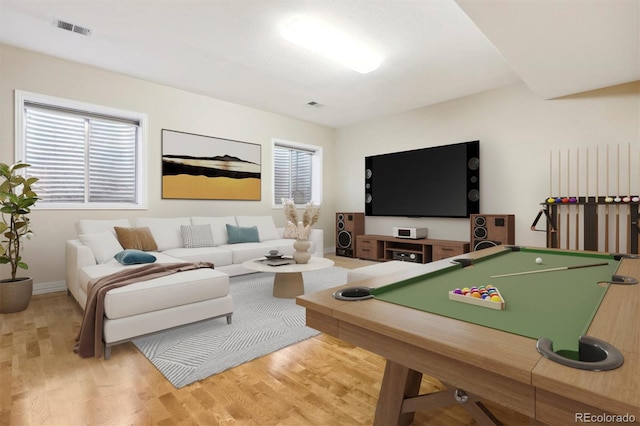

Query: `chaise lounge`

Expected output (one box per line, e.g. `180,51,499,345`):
65,216,324,358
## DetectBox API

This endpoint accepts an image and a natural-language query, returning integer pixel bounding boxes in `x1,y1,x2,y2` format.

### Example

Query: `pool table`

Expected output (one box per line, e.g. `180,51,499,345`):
297,246,640,425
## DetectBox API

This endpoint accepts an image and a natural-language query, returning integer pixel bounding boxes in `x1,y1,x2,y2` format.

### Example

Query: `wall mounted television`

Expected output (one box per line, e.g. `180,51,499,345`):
364,140,479,218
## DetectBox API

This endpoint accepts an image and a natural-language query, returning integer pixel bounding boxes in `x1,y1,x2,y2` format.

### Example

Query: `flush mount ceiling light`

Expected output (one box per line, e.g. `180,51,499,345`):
281,18,381,74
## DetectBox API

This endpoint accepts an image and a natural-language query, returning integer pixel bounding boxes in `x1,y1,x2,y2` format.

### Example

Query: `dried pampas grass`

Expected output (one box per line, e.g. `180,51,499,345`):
281,198,320,239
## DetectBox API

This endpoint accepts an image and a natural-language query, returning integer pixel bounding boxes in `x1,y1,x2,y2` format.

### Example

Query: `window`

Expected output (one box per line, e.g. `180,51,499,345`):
272,139,322,206
15,91,146,209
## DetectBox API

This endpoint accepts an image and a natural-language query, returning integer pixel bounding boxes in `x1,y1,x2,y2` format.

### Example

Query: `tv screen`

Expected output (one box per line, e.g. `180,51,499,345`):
365,140,479,218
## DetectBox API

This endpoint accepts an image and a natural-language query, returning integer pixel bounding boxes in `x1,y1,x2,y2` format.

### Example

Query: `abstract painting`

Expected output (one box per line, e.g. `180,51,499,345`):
161,129,261,200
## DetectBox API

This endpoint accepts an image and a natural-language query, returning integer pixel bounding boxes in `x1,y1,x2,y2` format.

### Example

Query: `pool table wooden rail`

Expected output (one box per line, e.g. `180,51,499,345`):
532,256,640,424
298,246,640,425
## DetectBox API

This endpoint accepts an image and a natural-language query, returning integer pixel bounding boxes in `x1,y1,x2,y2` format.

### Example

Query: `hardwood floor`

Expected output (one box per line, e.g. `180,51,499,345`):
0,255,530,425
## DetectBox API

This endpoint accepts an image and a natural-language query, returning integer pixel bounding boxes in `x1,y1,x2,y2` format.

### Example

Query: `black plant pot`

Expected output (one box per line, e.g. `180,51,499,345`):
0,277,33,313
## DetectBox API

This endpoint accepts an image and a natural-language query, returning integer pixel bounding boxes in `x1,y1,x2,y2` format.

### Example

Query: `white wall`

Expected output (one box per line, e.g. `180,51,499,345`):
0,44,336,290
2,42,638,291
334,81,640,248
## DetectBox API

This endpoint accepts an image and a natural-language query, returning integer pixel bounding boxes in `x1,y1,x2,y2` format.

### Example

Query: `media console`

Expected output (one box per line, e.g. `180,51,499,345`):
356,234,470,263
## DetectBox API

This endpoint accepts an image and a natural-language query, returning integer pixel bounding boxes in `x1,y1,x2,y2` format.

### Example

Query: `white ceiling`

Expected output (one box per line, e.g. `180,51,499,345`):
0,0,638,128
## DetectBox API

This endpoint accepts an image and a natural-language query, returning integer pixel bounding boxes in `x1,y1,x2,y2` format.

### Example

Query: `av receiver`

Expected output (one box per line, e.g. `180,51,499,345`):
392,227,428,239
392,251,423,263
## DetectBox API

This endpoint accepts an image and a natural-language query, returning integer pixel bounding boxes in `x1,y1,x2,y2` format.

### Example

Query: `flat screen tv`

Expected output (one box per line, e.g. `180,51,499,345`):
365,140,479,218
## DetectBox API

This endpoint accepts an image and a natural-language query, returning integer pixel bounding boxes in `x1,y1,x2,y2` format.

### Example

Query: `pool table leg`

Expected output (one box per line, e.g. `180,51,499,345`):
374,360,422,426
374,360,504,426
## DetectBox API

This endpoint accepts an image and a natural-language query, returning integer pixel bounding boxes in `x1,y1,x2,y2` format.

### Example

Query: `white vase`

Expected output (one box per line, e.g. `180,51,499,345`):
292,239,311,264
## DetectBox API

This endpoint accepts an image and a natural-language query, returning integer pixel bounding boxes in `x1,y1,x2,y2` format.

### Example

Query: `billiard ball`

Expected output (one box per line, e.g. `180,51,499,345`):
535,257,543,264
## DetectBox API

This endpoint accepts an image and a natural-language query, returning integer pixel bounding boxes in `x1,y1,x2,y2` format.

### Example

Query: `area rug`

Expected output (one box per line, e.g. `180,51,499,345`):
133,266,347,388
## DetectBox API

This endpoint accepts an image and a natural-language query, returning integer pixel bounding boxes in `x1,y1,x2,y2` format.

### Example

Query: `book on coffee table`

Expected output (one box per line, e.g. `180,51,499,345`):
262,258,295,267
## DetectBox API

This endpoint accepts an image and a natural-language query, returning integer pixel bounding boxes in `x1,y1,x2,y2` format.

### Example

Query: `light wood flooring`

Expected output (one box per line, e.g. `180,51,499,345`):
0,255,530,425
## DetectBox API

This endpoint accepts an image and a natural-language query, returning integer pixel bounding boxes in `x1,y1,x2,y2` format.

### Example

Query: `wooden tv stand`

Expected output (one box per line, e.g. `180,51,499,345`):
356,234,470,263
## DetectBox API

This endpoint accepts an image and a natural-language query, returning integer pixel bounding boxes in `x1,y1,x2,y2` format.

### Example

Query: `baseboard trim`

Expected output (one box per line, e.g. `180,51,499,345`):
33,280,67,295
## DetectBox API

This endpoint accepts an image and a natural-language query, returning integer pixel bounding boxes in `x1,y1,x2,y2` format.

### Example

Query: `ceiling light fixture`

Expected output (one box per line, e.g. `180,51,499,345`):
281,18,381,74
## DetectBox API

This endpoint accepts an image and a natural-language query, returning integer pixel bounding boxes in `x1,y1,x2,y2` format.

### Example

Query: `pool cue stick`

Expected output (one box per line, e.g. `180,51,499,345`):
605,145,609,251
576,147,579,249
547,150,553,247
557,150,561,248
627,142,631,253
616,144,620,252
566,148,570,249
490,262,610,279
596,146,600,251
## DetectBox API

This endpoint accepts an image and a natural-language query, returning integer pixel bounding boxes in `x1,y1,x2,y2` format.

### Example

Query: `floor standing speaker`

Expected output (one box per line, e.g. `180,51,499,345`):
471,214,515,251
336,212,365,258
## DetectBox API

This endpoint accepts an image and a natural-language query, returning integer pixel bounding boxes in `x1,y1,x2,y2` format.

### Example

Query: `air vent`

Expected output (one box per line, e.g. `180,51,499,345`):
55,19,92,36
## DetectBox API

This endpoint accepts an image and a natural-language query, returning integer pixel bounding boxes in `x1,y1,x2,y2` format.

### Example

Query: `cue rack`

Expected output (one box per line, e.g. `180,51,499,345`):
532,143,640,255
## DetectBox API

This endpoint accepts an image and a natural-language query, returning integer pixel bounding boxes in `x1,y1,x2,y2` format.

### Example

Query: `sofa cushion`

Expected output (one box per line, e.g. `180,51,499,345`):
162,246,233,267
181,224,215,248
217,242,271,264
114,249,157,265
78,252,184,294
236,216,279,241
114,226,158,251
76,219,131,236
226,224,260,244
103,268,230,320
79,231,124,264
134,217,191,251
191,216,237,245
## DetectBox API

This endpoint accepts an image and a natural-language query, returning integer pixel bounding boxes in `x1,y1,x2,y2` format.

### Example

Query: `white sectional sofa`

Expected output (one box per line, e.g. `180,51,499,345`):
65,215,323,359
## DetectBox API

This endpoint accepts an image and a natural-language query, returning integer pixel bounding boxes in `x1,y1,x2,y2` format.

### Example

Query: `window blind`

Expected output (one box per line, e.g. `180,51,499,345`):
24,104,139,204
273,144,313,204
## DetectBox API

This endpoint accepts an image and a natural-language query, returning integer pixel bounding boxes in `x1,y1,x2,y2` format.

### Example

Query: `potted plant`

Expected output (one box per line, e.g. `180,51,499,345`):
0,162,39,313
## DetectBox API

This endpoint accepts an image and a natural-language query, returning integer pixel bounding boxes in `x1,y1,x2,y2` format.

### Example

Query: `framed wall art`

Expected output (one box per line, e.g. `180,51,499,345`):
161,129,261,200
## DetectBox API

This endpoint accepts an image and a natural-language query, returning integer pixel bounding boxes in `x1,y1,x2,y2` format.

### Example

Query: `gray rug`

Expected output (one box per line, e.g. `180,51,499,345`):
133,266,347,388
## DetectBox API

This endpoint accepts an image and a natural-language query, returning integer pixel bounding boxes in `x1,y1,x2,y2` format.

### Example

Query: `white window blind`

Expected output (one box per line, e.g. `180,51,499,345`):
18,95,144,208
273,144,313,204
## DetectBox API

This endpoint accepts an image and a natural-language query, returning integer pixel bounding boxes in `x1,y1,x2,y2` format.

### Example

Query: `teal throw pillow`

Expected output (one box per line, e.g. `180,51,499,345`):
114,249,157,265
226,224,260,244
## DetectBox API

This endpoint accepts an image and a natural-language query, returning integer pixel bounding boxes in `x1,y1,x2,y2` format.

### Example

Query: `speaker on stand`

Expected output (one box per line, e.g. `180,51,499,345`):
336,212,365,257
471,214,515,251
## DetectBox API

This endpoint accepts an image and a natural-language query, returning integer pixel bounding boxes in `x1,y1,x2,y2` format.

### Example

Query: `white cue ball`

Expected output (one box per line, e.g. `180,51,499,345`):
535,257,543,264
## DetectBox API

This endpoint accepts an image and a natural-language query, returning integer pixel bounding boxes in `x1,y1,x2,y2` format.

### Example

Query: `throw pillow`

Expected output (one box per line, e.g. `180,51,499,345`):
226,224,260,244
283,221,298,239
191,216,236,245
181,224,215,248
114,249,157,265
114,226,158,251
236,216,279,241
134,217,191,251
79,231,124,264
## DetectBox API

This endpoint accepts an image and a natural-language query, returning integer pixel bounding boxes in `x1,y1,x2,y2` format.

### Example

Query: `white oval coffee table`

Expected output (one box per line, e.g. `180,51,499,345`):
242,257,334,298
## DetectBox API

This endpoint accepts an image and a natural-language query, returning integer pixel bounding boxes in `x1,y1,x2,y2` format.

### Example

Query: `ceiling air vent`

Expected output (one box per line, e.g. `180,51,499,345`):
55,19,92,36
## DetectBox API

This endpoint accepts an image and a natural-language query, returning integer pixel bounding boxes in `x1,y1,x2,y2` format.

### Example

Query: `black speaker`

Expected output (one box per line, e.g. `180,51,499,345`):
471,214,515,251
336,212,365,258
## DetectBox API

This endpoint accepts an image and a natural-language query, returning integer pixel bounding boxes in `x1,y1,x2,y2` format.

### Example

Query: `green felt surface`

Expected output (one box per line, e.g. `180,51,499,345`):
371,248,618,352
